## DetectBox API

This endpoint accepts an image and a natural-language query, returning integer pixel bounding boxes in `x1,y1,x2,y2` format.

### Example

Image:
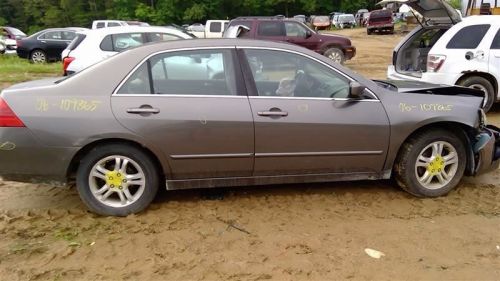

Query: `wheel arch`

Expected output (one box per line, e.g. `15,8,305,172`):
390,121,476,177
456,72,498,102
66,138,167,182
320,43,345,55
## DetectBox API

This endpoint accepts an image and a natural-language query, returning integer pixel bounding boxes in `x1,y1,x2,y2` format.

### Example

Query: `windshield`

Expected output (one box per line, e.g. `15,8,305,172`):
339,15,355,22
314,16,330,23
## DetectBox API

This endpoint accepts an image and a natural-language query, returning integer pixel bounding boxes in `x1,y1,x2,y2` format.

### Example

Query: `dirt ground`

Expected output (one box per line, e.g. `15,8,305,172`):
1,28,500,281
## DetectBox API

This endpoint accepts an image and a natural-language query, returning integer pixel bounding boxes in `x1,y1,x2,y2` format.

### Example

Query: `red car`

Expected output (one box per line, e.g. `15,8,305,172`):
367,9,394,35
225,17,356,64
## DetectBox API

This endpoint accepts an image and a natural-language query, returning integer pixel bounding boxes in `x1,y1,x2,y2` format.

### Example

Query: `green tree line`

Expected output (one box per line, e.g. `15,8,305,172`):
0,0,378,34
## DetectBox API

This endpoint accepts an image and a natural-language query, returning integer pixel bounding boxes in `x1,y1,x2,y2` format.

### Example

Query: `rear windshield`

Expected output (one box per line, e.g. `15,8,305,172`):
67,34,86,51
6,27,25,36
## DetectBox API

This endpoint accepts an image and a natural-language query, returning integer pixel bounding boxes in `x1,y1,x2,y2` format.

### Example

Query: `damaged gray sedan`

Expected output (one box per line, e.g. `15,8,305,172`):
0,39,499,216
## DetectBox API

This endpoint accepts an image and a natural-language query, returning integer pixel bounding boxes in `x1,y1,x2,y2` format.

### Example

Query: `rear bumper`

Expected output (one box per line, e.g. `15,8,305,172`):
16,48,29,59
0,128,78,183
367,23,394,29
474,125,500,175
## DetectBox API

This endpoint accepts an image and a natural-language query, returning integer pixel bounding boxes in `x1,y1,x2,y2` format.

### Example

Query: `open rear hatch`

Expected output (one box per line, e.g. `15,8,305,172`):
379,0,461,79
377,0,461,26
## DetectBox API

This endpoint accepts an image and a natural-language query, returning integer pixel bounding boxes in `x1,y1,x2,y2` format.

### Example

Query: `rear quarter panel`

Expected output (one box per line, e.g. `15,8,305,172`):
1,48,171,177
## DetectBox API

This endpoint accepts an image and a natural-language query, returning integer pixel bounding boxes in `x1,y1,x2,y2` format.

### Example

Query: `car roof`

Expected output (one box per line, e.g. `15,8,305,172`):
77,26,187,36
460,15,500,24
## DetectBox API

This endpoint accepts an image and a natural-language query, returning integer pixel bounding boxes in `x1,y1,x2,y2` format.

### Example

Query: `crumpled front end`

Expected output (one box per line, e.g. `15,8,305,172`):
471,123,500,175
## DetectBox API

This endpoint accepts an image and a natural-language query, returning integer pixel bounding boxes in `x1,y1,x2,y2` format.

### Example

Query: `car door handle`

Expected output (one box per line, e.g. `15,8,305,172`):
126,108,160,114
257,111,288,117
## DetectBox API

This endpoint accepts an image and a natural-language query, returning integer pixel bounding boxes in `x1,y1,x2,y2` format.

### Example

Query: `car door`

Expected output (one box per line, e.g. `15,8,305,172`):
284,21,316,50
38,31,68,58
488,27,500,99
239,48,390,176
255,21,285,42
111,48,255,180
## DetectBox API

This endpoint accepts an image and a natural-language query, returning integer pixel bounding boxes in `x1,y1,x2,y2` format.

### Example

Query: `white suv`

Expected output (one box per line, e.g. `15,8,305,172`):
385,0,500,111
62,26,194,75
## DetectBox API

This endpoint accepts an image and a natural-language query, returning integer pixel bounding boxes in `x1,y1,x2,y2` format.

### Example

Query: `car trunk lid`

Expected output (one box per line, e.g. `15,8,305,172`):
377,0,461,26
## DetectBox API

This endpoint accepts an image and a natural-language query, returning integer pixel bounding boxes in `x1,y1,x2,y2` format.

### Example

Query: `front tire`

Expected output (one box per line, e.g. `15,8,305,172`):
323,47,345,64
458,76,495,112
30,49,46,63
394,129,466,197
76,144,160,216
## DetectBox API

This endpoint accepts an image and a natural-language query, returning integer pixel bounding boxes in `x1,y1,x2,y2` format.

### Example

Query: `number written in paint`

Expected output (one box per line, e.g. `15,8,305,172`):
36,98,101,112
399,103,453,113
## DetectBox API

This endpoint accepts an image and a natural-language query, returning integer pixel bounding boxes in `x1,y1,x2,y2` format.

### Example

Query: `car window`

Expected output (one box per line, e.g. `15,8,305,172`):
117,63,151,95
100,35,113,51
148,32,182,42
108,22,121,27
118,49,237,96
243,49,350,98
257,21,285,36
61,31,76,41
446,24,490,49
96,22,105,29
113,33,145,51
210,22,222,33
491,28,500,49
39,31,62,40
285,22,307,37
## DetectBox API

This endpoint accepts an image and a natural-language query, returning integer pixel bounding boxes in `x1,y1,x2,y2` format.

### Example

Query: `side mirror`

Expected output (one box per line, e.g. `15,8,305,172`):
349,81,366,99
305,30,312,38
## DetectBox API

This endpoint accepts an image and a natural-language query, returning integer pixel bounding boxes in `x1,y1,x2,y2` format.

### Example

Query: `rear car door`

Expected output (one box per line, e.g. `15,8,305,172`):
240,48,390,176
255,21,285,42
488,27,500,98
38,31,68,59
111,48,254,179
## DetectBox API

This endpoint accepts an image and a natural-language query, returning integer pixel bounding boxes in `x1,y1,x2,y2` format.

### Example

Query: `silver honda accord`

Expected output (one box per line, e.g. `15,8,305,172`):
0,39,499,216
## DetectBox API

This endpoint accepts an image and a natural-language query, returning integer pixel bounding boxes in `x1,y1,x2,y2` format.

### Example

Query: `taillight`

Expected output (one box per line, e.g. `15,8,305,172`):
427,55,446,72
16,40,21,47
0,98,25,127
63,57,75,73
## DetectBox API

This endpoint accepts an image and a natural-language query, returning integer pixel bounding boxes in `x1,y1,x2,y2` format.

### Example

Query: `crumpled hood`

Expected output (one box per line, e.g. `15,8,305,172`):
376,79,485,98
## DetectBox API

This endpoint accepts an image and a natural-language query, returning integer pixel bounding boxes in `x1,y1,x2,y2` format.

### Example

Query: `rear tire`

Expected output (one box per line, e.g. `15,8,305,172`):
458,76,495,112
394,129,466,197
30,49,46,63
76,144,160,216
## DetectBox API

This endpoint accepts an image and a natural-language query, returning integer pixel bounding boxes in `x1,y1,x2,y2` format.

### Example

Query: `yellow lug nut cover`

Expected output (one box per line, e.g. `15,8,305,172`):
105,171,125,188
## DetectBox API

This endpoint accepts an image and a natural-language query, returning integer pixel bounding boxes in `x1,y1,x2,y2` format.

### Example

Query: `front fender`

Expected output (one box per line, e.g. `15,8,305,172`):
380,91,483,172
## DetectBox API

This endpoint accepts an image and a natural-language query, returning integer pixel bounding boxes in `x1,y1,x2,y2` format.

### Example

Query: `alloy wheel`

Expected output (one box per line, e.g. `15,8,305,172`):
414,141,459,190
88,155,146,208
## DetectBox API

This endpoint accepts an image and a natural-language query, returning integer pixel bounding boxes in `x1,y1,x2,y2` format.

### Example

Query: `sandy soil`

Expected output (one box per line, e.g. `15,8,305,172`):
1,28,500,281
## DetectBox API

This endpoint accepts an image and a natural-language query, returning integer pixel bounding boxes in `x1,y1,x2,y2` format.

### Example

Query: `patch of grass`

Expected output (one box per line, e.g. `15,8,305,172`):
0,55,61,84
54,227,79,242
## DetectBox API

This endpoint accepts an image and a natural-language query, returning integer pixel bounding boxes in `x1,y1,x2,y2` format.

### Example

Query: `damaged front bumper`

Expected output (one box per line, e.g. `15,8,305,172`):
472,124,500,175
